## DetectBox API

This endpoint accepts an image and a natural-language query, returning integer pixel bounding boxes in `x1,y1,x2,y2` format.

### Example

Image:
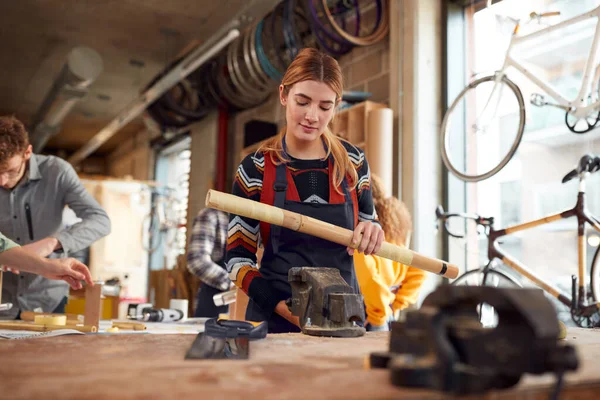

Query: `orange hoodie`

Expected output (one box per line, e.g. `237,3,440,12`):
354,251,427,326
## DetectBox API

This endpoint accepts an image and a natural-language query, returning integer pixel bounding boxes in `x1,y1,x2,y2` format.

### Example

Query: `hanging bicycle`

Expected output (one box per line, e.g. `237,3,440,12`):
441,5,600,182
141,186,187,253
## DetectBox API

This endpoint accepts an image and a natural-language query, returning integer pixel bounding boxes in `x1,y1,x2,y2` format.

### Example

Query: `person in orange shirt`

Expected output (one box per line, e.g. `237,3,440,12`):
354,175,426,331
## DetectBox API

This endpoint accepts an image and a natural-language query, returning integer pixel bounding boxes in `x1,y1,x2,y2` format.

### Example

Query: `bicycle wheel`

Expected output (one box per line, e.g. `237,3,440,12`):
588,245,600,302
452,267,521,327
141,212,162,253
441,74,525,182
573,247,600,328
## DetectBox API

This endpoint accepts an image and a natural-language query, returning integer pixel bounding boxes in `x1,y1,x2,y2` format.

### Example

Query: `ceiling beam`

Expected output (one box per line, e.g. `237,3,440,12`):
67,24,239,166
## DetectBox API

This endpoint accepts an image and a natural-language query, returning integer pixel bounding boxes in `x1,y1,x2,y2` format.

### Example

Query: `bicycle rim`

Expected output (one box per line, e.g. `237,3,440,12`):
142,213,162,253
441,75,525,182
590,245,600,302
452,268,520,287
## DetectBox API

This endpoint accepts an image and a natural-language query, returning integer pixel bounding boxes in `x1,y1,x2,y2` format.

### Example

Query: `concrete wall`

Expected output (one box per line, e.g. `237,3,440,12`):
398,0,444,304
187,111,220,236
106,129,156,181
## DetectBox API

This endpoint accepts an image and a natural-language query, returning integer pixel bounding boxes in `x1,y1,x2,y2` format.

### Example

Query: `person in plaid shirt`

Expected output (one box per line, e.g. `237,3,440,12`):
186,207,231,318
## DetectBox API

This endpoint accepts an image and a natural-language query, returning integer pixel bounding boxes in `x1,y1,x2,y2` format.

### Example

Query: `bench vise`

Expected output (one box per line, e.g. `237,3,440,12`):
370,285,579,394
287,267,366,337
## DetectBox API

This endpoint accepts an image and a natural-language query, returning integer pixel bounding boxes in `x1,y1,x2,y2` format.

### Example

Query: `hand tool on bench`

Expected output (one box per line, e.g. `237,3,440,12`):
213,288,237,307
205,190,459,279
368,285,579,395
185,318,267,360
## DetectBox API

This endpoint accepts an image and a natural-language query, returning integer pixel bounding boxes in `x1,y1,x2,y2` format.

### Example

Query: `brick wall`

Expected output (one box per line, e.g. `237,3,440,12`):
339,37,391,105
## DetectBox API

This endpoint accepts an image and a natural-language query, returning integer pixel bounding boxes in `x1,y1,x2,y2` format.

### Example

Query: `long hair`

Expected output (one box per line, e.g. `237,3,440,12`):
370,173,412,246
260,48,358,193
377,197,412,247
369,173,388,207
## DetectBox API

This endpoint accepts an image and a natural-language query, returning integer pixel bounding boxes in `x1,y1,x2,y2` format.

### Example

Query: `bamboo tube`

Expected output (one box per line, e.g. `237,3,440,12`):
206,190,459,279
112,322,147,331
0,321,97,333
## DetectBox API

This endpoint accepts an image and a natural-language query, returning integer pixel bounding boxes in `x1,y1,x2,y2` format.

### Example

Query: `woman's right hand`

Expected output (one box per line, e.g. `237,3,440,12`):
275,300,300,327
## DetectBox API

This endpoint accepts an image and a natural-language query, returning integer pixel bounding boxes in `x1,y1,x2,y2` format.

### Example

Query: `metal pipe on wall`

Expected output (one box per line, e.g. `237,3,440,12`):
30,46,104,152
216,105,229,192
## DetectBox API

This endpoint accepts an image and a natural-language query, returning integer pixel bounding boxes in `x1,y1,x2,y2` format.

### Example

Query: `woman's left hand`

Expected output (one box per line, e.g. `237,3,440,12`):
347,221,384,256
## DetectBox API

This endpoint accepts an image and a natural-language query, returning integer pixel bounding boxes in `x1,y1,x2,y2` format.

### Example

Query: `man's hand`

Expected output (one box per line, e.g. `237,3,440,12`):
40,258,94,290
275,300,300,328
21,237,61,258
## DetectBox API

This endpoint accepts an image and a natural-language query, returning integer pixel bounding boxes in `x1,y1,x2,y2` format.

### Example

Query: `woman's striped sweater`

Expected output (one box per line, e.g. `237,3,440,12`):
226,141,379,318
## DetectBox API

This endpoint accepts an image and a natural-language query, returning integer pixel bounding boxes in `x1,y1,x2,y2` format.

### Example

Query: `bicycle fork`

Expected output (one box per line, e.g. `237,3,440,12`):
571,274,598,319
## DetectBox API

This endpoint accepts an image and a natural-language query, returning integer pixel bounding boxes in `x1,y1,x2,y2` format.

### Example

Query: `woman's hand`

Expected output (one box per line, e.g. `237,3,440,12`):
275,300,301,327
41,258,94,290
347,221,384,256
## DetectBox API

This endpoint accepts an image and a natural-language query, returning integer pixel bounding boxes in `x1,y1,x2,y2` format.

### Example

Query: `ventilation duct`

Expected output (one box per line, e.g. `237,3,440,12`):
30,46,103,152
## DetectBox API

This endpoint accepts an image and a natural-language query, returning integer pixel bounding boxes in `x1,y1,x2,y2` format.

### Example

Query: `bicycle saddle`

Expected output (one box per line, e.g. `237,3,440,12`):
561,154,600,183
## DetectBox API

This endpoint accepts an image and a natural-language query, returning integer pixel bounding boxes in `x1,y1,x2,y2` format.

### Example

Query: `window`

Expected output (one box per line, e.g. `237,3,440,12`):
445,1,600,320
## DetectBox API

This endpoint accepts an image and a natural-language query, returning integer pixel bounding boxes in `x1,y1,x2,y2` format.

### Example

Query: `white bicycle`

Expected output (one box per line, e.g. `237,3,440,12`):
441,5,600,182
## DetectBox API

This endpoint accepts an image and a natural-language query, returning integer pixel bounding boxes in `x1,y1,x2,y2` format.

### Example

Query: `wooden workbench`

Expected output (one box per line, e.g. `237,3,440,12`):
0,328,599,400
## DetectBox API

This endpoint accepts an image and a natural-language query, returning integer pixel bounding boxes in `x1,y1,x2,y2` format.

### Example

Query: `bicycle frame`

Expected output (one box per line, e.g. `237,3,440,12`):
487,173,600,310
498,5,600,118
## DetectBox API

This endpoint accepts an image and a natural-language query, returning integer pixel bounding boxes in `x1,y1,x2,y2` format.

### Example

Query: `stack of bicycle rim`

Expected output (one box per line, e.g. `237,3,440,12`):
146,0,389,129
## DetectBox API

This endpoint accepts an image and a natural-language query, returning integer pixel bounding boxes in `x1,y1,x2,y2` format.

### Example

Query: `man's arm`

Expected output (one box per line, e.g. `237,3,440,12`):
50,160,111,256
1,232,93,289
187,209,230,291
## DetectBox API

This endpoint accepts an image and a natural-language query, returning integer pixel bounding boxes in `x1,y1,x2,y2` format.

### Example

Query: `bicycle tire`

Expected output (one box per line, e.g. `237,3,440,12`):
141,212,162,253
305,0,354,56
440,74,526,183
452,268,521,327
320,0,389,46
452,268,521,288
588,244,600,302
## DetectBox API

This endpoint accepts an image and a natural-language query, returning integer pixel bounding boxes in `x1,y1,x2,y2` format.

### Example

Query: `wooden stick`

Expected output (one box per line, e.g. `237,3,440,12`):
206,190,459,279
112,321,147,331
0,321,97,333
84,283,103,329
20,311,83,323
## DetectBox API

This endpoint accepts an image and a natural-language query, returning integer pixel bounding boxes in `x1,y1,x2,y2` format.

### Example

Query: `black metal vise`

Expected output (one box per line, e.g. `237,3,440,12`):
287,267,366,337
370,285,579,394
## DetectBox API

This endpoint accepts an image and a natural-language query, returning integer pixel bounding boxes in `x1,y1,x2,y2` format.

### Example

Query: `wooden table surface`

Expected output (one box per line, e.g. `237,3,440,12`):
1,328,599,400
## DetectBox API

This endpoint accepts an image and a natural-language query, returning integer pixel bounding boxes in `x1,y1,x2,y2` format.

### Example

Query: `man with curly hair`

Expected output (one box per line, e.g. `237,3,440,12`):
0,116,111,319
353,174,426,331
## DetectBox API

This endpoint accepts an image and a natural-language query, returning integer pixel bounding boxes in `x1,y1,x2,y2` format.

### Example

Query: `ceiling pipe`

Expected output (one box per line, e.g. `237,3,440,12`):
30,46,103,152
67,23,241,167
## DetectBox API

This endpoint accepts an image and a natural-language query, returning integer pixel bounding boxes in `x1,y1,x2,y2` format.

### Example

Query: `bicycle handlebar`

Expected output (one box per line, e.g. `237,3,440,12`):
435,205,494,239
529,11,561,21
